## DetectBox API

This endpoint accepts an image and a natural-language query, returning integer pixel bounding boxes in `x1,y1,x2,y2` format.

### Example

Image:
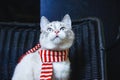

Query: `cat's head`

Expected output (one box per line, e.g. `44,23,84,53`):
40,14,74,50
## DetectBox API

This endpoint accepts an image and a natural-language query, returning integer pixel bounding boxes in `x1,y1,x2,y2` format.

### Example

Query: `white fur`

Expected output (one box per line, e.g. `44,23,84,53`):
12,14,74,80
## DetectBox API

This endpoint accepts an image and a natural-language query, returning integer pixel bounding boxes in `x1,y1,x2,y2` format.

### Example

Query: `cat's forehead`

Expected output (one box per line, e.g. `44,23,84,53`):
48,21,65,27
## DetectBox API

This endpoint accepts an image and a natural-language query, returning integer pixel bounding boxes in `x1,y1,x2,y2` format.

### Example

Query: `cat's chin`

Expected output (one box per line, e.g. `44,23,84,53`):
52,37,62,44
42,42,72,51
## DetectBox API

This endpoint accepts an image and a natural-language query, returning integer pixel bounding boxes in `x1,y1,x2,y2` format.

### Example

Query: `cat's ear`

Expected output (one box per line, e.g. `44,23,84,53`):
62,14,72,29
40,16,50,31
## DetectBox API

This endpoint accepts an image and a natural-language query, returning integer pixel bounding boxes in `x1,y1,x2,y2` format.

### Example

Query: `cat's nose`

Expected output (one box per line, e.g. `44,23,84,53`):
54,31,59,34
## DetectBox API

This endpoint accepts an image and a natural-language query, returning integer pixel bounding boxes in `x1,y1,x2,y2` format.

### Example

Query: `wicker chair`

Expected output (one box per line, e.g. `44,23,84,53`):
0,18,107,80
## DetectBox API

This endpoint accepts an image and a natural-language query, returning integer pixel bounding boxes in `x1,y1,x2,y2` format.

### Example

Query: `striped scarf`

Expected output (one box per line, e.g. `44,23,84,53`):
18,43,69,80
39,49,69,80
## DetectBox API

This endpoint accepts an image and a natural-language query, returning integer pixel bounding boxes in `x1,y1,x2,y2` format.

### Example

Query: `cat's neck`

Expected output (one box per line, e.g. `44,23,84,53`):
40,47,69,51
39,48,69,63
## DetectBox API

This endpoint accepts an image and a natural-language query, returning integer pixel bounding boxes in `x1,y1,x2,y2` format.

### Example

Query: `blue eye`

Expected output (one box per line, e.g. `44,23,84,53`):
47,28,53,32
60,27,66,31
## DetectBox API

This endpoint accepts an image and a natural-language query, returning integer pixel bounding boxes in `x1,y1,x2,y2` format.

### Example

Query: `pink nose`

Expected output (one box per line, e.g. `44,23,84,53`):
54,31,59,34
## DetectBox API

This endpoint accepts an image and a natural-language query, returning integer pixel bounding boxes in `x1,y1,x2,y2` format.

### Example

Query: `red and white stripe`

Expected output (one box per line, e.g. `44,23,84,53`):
39,49,69,80
39,49,68,63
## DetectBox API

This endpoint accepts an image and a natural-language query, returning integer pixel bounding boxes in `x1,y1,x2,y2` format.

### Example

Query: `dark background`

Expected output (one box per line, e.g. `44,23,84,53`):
0,0,40,22
0,0,120,80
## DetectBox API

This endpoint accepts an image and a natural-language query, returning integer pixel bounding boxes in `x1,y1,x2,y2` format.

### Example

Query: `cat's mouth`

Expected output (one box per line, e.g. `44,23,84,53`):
53,35,65,40
54,36,60,40
51,35,62,43
55,35,59,38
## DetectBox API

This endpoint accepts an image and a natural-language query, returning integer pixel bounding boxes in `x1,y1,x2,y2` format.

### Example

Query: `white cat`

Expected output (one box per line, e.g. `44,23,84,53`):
12,14,75,80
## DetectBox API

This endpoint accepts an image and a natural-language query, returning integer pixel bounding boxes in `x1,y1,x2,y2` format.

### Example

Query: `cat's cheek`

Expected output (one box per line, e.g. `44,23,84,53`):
67,31,74,40
59,32,66,39
48,33,56,40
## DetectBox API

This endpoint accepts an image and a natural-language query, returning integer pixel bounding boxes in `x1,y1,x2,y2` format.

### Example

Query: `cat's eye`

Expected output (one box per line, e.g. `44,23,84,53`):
47,28,53,32
60,27,66,31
